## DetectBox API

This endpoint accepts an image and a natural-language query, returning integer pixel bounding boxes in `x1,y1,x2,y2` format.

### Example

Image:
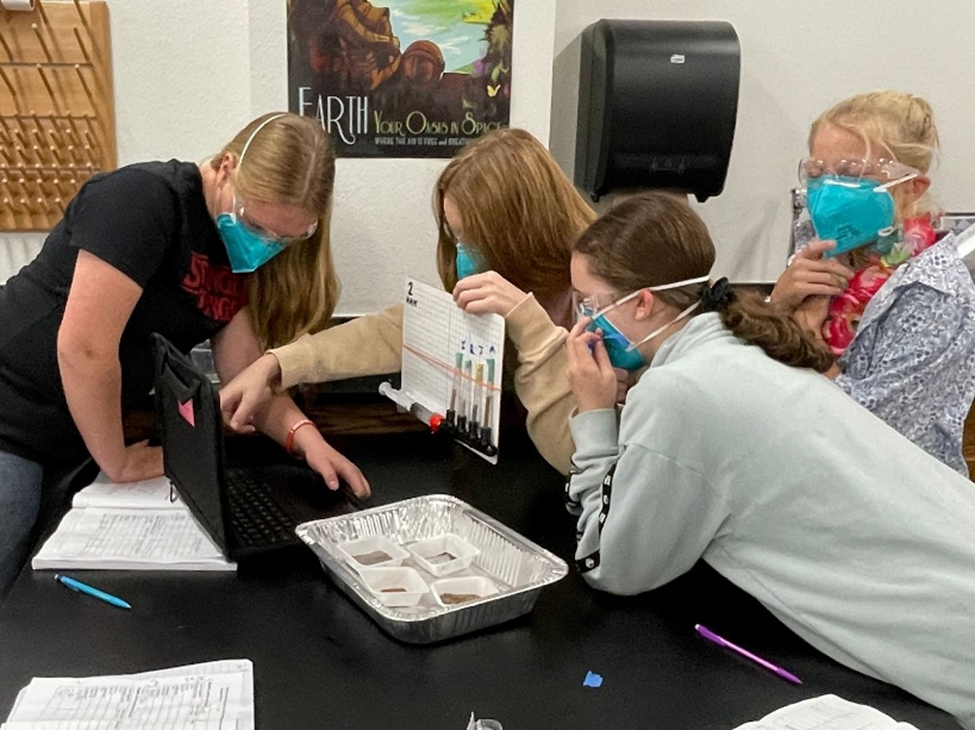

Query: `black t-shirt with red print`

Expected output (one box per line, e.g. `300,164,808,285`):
0,160,247,465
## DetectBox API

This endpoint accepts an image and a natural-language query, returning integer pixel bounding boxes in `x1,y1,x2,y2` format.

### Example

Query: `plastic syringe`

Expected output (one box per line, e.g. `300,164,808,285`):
378,382,444,432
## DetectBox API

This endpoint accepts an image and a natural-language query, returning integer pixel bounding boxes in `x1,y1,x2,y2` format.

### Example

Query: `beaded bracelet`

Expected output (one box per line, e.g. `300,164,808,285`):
284,418,316,456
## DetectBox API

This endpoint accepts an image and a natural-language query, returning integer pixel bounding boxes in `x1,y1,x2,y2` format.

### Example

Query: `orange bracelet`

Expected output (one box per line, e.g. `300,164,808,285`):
284,418,316,456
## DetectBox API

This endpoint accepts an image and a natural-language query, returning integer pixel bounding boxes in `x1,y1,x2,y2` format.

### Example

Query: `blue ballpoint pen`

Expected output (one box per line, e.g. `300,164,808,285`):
55,574,132,610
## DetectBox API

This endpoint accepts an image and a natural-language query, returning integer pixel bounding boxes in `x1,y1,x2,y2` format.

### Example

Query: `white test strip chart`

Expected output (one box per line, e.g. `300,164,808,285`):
400,278,505,463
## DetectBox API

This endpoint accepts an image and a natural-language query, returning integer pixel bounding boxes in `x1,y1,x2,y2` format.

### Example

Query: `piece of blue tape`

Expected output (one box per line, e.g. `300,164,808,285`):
583,670,603,688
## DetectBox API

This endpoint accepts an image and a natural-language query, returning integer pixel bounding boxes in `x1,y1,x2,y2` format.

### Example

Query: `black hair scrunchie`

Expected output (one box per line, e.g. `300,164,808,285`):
700,277,736,312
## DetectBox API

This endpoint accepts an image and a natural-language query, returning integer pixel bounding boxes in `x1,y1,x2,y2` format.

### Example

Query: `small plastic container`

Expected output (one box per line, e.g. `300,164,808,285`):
336,535,410,572
407,533,480,577
360,567,429,608
431,575,498,608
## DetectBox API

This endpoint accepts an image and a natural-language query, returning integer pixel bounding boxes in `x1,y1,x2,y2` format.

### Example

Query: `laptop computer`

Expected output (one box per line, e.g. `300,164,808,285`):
152,333,357,562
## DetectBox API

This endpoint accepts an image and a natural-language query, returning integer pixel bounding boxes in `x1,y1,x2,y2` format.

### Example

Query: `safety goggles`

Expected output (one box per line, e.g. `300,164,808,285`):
229,192,318,246
572,290,629,322
798,157,920,186
572,273,712,323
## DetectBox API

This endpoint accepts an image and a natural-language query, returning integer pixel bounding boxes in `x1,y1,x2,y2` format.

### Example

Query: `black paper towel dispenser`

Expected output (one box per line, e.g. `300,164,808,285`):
575,19,740,203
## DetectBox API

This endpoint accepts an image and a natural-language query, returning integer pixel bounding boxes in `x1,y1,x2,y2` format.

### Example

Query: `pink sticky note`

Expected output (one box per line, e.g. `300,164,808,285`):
177,398,195,427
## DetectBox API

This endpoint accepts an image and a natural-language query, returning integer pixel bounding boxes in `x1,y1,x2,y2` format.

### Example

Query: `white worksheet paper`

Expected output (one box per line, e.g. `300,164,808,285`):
71,473,181,510
1,659,254,730
734,694,920,730
31,508,234,571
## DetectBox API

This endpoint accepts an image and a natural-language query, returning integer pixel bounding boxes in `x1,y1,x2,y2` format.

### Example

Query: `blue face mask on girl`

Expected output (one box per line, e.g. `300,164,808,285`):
216,207,286,273
806,174,912,257
589,305,648,371
456,243,485,280
214,113,316,274
579,275,711,371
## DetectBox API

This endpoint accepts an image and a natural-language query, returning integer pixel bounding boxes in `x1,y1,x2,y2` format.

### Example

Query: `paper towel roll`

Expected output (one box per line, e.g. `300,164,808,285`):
1,0,36,11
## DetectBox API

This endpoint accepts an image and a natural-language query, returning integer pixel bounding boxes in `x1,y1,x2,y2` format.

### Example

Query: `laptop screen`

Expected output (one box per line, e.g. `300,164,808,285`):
153,333,231,552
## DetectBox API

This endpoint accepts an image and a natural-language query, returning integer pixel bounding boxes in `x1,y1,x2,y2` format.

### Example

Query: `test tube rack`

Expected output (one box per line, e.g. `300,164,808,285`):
0,0,115,231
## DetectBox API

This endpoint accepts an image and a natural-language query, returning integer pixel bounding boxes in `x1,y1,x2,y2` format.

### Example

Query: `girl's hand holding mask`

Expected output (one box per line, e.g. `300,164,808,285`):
567,318,618,413
770,239,854,312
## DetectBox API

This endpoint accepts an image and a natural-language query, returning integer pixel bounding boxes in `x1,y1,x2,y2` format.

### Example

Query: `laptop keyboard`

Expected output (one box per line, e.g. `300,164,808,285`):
225,470,298,548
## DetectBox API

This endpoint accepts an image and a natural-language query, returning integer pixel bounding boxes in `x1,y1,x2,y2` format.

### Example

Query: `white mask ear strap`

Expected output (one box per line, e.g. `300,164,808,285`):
626,300,701,352
238,113,286,167
647,274,711,292
594,274,711,318
874,172,918,192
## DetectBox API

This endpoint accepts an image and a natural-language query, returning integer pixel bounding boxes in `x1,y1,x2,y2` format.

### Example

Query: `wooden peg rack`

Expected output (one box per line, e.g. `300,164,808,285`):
0,0,115,232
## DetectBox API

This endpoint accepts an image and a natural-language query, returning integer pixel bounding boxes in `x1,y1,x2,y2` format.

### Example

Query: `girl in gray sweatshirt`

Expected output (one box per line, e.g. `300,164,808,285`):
565,192,975,729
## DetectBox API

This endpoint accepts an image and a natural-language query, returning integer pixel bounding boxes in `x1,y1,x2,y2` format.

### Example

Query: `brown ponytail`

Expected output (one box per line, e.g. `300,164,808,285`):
575,192,835,372
717,292,835,372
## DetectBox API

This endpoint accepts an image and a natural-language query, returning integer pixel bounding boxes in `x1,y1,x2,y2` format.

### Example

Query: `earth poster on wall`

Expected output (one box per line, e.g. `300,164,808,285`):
287,0,514,158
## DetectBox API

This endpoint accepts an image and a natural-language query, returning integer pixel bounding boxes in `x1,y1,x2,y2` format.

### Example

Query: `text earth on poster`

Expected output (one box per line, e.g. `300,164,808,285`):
288,0,514,158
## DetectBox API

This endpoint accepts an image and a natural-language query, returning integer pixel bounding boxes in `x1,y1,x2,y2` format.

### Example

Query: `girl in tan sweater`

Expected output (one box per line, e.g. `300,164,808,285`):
219,128,595,474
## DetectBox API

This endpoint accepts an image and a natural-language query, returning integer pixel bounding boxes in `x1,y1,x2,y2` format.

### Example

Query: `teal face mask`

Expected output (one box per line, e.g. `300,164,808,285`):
579,274,711,372
456,243,485,280
590,312,647,371
213,112,316,274
216,213,285,273
806,175,897,257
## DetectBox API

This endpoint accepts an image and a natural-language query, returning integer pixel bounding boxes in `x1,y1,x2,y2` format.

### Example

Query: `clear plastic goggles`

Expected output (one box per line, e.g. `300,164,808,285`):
572,274,710,322
230,193,318,246
572,290,627,322
798,157,919,186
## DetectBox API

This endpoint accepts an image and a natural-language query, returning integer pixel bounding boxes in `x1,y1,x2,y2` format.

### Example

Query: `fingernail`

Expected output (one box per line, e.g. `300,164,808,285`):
327,480,339,490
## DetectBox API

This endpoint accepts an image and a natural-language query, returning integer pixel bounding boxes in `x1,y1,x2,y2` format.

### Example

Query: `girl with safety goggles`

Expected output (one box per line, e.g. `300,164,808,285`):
769,91,975,475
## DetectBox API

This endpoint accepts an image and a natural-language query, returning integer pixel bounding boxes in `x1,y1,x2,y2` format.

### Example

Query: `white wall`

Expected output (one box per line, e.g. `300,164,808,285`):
551,0,975,282
0,1,252,284
5,1,973,297
0,0,558,316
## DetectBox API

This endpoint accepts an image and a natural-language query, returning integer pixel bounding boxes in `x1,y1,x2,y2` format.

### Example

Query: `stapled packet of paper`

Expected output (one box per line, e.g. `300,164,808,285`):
733,694,920,729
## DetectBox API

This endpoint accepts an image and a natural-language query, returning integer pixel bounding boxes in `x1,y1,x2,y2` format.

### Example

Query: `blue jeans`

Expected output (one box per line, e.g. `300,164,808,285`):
0,450,43,598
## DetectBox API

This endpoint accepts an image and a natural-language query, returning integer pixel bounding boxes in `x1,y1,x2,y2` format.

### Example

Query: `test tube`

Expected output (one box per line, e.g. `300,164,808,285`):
458,358,473,436
469,361,484,443
445,351,463,431
480,358,498,456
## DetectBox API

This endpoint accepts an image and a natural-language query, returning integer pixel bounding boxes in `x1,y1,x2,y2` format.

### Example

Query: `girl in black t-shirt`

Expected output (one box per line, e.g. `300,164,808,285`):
0,112,369,596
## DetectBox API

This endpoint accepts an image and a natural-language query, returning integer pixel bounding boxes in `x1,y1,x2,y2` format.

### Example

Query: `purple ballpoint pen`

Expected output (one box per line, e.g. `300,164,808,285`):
695,624,803,684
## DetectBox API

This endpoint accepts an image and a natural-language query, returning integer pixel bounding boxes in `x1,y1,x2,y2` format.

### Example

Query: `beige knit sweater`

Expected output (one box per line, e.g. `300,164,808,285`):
269,293,576,474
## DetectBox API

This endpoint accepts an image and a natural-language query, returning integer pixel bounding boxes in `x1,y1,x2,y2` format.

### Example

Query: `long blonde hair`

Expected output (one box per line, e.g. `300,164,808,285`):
575,192,834,372
809,91,940,218
434,128,596,298
209,112,339,349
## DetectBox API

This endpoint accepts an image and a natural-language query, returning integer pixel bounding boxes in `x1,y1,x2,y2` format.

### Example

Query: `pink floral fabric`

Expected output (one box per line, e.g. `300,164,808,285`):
822,217,937,356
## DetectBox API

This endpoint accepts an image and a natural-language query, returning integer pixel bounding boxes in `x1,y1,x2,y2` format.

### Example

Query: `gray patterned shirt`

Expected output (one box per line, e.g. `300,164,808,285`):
837,232,975,474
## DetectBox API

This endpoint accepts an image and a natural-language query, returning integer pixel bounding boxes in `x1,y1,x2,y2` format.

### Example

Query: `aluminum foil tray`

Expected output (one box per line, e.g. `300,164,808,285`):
295,494,569,644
